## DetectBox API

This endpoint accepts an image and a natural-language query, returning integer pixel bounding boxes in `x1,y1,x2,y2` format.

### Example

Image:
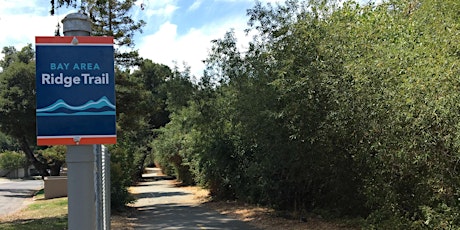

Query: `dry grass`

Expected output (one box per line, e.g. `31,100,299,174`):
181,185,360,230
111,209,138,230
203,200,359,230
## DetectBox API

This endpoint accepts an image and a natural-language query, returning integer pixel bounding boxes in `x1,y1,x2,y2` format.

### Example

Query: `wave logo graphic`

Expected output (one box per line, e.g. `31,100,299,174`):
36,96,115,116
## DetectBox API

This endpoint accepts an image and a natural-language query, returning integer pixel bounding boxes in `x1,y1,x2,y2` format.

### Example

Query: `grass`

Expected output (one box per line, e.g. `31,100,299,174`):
0,217,68,230
0,189,68,230
0,189,132,230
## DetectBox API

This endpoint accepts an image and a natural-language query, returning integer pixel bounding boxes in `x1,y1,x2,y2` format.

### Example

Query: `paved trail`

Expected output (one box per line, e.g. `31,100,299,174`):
0,179,43,217
130,168,258,230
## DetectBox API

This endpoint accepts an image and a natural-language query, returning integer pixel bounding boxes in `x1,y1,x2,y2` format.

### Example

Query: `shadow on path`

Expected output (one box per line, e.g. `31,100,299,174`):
0,188,38,198
134,191,189,200
130,168,259,230
134,203,258,230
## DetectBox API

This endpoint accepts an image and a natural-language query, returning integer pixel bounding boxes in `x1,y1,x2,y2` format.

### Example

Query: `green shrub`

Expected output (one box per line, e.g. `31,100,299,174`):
0,150,26,170
110,161,134,211
36,146,66,176
108,139,139,211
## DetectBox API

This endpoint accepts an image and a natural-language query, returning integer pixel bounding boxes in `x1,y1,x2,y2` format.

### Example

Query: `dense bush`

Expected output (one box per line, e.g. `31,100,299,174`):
108,142,136,210
152,0,460,228
0,132,16,151
0,150,26,171
36,146,66,176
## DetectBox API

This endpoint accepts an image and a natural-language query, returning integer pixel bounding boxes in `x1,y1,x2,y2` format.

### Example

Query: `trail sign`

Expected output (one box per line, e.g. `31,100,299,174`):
35,36,116,146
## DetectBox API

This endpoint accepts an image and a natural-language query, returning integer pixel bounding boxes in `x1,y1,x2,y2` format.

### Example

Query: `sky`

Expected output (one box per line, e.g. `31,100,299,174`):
0,0,374,77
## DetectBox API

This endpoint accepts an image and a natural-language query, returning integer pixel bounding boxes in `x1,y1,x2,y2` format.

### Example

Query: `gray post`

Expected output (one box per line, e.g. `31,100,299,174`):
66,145,97,230
62,12,97,230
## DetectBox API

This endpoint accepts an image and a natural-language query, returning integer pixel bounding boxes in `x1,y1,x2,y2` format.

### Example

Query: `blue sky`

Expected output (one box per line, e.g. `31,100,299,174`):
0,0,376,76
133,0,281,76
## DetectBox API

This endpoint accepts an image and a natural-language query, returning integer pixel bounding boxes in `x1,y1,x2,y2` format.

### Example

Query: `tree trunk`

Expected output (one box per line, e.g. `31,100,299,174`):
23,163,30,178
49,162,62,176
135,150,149,180
19,137,49,178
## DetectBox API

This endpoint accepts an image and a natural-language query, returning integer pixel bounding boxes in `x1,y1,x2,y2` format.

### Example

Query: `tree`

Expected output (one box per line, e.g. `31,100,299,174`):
37,146,66,176
148,64,197,184
107,60,180,208
152,1,460,226
116,60,195,180
0,132,17,151
0,151,27,171
0,45,50,177
51,0,145,67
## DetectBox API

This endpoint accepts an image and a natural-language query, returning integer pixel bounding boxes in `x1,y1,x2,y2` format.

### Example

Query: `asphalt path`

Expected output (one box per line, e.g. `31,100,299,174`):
130,168,258,230
0,179,43,217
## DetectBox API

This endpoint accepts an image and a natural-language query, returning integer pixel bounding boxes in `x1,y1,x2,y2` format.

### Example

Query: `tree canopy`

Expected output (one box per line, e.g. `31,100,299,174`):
52,0,145,67
151,0,460,228
0,45,50,176
0,151,27,171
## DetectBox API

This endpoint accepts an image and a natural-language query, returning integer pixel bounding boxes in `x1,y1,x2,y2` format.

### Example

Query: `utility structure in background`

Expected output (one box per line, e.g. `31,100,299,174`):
35,12,114,230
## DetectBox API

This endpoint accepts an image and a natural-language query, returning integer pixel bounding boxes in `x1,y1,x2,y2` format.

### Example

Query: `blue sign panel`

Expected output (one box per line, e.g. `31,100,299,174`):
35,36,116,145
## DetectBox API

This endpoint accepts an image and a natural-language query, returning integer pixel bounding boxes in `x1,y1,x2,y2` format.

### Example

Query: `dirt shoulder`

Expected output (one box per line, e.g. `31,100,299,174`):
181,185,359,230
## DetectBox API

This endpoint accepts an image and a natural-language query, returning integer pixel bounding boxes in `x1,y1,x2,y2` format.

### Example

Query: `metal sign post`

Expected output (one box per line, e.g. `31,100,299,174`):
35,12,115,230
66,145,97,229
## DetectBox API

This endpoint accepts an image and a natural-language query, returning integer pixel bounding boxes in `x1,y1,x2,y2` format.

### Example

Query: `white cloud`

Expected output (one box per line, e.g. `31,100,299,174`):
138,14,251,77
188,0,203,12
0,0,74,50
144,4,178,18
138,21,206,76
1,15,57,46
136,0,178,18
0,0,43,14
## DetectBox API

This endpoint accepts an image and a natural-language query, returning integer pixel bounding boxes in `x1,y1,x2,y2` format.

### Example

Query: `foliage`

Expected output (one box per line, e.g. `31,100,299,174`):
0,45,51,177
110,62,172,209
0,132,17,151
152,107,196,185
152,0,460,228
0,151,26,171
36,146,66,176
114,60,175,183
0,45,36,144
110,151,135,210
85,0,145,67
52,0,145,67
150,65,197,184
